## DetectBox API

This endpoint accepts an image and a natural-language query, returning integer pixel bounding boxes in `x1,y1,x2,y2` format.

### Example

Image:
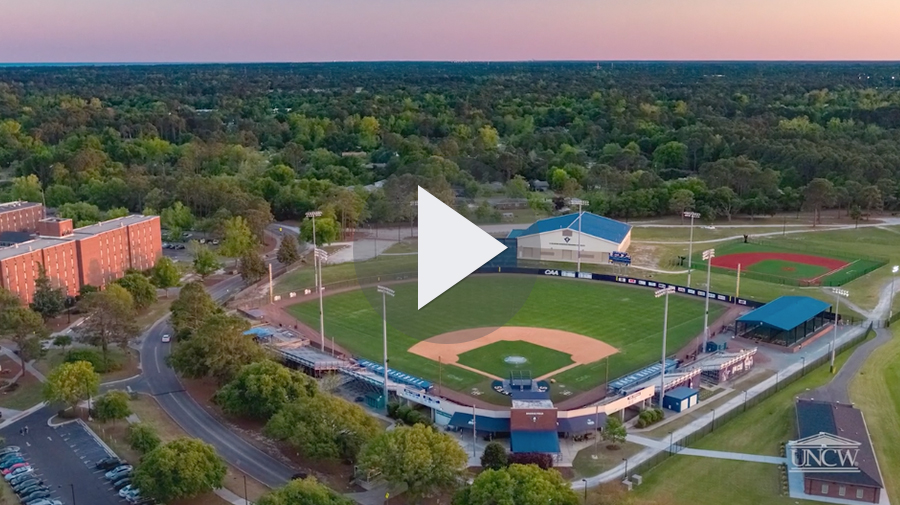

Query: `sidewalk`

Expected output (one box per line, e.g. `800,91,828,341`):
0,346,47,382
628,434,784,464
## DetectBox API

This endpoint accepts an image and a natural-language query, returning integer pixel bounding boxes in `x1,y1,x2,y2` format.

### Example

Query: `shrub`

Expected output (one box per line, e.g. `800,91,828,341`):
480,442,508,470
508,452,553,469
65,348,121,373
127,423,162,454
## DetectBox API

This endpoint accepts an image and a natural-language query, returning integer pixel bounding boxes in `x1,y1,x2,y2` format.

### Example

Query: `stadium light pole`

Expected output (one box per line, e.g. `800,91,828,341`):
315,248,330,355
569,198,589,273
378,285,395,411
702,248,715,350
830,288,849,374
890,265,899,320
684,211,700,287
306,210,323,350
655,286,676,405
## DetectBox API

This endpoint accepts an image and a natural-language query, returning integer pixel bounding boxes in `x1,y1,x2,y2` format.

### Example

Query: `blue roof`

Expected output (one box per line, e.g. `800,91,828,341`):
664,387,698,402
511,431,560,453
506,229,526,239
517,212,632,244
608,359,677,392
737,296,829,332
356,359,432,390
244,327,275,337
558,414,605,433
448,413,510,433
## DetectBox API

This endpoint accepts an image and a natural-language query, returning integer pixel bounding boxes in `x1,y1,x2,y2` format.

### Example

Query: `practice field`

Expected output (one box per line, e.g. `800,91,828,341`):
697,240,885,287
456,340,573,379
286,275,725,404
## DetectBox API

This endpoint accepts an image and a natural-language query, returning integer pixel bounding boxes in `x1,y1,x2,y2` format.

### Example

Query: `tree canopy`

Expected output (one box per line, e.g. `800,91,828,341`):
43,360,100,410
132,438,227,503
215,359,317,420
455,464,579,505
256,477,354,505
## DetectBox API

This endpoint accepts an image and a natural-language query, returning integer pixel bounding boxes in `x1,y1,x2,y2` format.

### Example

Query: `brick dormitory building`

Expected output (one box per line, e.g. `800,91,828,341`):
0,203,162,303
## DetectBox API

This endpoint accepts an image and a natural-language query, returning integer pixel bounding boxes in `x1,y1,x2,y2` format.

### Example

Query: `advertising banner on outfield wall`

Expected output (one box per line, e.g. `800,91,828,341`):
476,267,763,308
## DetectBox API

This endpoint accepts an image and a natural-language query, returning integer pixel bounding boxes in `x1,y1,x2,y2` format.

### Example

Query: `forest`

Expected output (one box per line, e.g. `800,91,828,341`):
2,62,900,236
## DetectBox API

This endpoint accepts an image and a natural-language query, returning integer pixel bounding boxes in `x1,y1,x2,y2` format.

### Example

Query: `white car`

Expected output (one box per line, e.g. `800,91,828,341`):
161,334,171,343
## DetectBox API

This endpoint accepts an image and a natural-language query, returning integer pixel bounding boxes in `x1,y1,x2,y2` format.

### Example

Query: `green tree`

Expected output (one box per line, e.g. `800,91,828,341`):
160,201,195,235
127,423,161,454
239,251,268,283
548,168,570,190
220,215,257,264
257,477,354,505
170,281,219,339
456,464,579,505
505,175,529,198
105,207,129,219
215,360,316,420
151,256,181,297
58,201,103,227
132,438,226,503
30,264,66,320
480,441,508,471
359,423,466,500
652,141,688,170
52,334,73,352
669,189,695,221
276,235,301,265
44,184,78,207
266,394,382,461
0,302,47,373
849,205,863,228
9,174,43,202
803,178,836,225
169,313,265,383
43,360,100,412
300,215,338,246
77,284,139,367
93,391,132,423
116,273,158,310
190,241,221,278
602,416,627,447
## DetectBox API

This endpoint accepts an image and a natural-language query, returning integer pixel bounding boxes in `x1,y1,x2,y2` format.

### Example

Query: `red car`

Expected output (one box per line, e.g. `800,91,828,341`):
2,463,28,475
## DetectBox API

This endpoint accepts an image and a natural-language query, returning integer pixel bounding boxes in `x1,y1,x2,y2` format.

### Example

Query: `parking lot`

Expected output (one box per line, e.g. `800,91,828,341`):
0,407,128,505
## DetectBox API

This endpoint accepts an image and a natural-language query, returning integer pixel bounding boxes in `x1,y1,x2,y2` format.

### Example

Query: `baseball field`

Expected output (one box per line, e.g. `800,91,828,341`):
286,275,725,404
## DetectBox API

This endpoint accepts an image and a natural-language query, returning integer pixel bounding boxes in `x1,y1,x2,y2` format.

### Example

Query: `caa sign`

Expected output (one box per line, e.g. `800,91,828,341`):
789,433,860,473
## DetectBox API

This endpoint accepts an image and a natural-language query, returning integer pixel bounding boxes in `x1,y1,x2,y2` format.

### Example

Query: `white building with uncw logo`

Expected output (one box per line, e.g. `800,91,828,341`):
508,212,632,265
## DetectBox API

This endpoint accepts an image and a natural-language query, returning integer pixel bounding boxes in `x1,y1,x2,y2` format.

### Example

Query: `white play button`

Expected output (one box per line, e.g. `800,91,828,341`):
418,186,508,309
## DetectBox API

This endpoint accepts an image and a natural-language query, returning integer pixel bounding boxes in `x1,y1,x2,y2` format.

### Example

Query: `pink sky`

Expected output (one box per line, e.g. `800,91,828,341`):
2,0,899,62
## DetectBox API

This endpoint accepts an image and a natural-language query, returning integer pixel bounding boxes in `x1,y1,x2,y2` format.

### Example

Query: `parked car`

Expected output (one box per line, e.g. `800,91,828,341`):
25,500,62,505
0,453,23,465
113,478,132,491
105,464,132,480
120,484,142,500
20,489,51,503
12,478,42,492
10,472,37,486
2,462,28,474
0,446,20,456
16,483,46,496
94,457,122,470
4,465,33,480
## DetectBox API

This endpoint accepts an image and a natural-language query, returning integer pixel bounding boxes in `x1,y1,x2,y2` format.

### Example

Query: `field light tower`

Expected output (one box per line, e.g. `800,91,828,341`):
315,248,329,354
655,285,676,405
306,210,323,349
891,265,899,320
830,288,849,374
702,248,715,349
683,211,701,287
569,198,589,273
377,285,395,411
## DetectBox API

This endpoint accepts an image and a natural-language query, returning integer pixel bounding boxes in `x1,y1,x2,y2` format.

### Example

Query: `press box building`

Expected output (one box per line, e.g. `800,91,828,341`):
509,212,632,265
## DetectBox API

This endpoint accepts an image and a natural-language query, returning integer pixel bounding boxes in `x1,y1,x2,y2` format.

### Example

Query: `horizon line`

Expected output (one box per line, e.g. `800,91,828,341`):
3,59,900,67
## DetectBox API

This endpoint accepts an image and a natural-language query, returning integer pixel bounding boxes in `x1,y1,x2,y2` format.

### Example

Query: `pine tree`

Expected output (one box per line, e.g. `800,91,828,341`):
30,264,66,319
276,235,300,265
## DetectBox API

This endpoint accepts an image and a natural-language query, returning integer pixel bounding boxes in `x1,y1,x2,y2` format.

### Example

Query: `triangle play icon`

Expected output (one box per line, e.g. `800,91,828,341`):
417,186,507,309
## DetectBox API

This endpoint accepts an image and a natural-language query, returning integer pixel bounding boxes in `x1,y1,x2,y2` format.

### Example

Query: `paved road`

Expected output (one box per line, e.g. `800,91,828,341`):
800,327,893,404
139,272,295,488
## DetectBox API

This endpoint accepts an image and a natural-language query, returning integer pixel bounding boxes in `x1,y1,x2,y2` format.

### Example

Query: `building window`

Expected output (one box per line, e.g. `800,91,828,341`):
821,484,829,494
838,486,845,497
856,489,864,499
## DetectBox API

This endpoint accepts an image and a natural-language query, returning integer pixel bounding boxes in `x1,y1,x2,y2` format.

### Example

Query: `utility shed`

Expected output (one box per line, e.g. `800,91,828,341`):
662,386,699,413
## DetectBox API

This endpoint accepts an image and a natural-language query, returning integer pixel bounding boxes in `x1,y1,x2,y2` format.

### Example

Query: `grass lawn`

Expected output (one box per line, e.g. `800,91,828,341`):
0,371,44,411
34,346,138,382
572,441,644,479
456,340,573,378
382,241,418,254
287,275,724,401
745,259,830,280
275,252,416,296
849,328,900,500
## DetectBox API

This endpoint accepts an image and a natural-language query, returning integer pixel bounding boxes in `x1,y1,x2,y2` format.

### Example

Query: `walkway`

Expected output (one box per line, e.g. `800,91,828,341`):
800,326,892,404
627,434,785,464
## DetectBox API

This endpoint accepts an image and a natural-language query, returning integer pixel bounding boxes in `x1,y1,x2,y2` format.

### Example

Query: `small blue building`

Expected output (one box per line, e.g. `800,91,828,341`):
662,386,699,412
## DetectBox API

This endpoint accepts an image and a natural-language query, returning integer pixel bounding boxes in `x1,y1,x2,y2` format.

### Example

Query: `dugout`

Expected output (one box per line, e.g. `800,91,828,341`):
735,296,830,347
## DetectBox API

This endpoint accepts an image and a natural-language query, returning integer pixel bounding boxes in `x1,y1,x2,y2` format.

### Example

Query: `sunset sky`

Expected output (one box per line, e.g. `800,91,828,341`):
2,0,899,62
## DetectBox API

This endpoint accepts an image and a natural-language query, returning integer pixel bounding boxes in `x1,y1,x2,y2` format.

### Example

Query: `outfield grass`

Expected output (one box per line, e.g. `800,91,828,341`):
456,340,573,378
287,275,724,402
745,259,830,280
849,328,900,500
275,252,416,296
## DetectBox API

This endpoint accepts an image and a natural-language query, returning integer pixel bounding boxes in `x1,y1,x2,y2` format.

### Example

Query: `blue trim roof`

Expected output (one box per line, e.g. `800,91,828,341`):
558,414,605,433
517,212,632,244
664,387,698,402
356,359,432,390
448,413,510,433
511,431,560,453
737,296,829,332
506,229,526,239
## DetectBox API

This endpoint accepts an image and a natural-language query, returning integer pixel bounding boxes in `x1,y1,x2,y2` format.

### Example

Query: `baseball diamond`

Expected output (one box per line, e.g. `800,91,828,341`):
286,274,727,405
